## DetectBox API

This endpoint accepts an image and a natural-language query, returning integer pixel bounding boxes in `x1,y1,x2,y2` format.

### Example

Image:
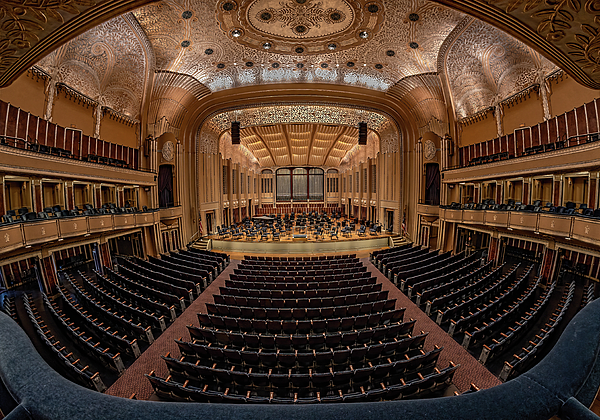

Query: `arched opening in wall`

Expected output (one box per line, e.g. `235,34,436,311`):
158,164,174,208
425,163,440,206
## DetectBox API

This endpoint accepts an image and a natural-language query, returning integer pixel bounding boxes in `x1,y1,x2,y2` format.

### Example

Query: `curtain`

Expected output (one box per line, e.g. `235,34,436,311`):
425,163,440,206
158,165,173,208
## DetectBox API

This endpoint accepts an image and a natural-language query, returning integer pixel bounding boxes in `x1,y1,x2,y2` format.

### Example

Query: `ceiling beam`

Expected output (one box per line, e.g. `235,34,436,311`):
306,125,318,166
249,127,277,167
281,125,294,167
323,127,351,167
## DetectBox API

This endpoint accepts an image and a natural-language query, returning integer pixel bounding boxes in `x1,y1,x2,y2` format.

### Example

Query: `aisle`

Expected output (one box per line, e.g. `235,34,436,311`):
105,260,239,400
361,258,502,392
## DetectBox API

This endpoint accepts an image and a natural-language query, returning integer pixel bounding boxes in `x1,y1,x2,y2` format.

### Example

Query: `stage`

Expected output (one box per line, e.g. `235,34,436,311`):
208,232,392,254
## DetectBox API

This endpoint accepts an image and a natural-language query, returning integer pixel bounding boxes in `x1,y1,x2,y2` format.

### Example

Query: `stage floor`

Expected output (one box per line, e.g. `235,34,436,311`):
208,231,392,254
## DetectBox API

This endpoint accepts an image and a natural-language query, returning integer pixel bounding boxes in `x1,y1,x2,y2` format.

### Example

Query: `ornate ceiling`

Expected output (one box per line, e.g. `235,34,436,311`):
131,0,466,93
0,0,597,91
442,18,556,120
218,122,380,168
37,13,151,119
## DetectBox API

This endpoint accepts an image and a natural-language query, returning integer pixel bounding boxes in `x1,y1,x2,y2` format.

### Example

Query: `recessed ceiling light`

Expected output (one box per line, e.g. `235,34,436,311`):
182,11,193,19
204,48,214,55
410,42,419,49
231,29,243,38
263,42,272,49
409,13,420,21
328,43,337,51
181,40,190,48
359,31,369,39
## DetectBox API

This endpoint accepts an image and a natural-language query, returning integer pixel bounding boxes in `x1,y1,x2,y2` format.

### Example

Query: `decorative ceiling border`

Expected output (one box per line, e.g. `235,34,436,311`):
0,0,159,88
430,0,600,89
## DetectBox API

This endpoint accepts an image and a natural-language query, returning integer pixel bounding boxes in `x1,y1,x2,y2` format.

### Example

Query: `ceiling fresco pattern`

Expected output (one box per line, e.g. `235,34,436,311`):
444,19,556,119
37,13,150,119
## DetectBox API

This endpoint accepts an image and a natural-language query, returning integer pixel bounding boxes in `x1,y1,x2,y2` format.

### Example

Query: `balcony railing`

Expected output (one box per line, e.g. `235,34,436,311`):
2,296,600,419
439,208,600,244
0,211,160,254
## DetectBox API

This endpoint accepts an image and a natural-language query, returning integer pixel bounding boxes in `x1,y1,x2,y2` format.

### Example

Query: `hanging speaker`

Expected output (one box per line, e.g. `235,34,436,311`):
231,121,240,144
358,122,367,145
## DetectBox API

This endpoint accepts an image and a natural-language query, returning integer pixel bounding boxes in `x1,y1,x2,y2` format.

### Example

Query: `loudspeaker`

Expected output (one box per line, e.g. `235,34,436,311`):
358,122,367,145
231,121,240,144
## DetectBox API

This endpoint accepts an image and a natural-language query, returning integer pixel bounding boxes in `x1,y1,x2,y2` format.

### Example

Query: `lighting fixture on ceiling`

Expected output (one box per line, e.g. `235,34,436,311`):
231,29,243,38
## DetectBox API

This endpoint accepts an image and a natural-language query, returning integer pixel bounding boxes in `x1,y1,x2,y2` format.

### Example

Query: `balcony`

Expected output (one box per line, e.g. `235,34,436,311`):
439,208,600,244
0,210,160,255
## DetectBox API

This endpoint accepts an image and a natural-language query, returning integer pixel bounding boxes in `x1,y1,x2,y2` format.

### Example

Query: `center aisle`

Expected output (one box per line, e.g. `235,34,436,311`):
360,258,501,392
105,260,240,400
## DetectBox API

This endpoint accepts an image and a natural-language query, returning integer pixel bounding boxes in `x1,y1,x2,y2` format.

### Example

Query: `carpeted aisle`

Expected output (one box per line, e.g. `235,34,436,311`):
361,258,501,392
105,260,239,400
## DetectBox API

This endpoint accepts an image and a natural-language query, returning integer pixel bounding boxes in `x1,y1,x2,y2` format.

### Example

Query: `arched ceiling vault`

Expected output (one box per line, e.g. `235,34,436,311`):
0,0,597,91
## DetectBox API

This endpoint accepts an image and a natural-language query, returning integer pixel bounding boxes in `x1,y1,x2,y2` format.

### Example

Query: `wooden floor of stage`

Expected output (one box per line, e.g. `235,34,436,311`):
207,230,393,244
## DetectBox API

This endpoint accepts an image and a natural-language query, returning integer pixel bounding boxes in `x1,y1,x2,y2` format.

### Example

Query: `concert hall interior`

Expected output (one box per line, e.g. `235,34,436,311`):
0,1,600,419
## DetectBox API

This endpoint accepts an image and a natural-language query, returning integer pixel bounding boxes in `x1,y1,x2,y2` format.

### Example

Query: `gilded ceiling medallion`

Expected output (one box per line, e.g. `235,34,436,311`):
216,0,385,55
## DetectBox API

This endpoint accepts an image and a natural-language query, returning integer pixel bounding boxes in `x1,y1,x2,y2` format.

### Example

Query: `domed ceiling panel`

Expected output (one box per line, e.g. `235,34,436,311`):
37,14,150,119
132,0,465,92
444,19,556,120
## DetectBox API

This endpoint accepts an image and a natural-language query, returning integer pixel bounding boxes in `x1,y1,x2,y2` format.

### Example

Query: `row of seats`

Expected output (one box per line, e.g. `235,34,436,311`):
186,247,230,267
477,280,557,365
383,249,439,281
499,281,576,381
447,265,532,337
187,321,417,352
58,284,141,358
1,296,17,322
23,294,107,392
42,291,125,373
120,258,202,296
435,264,520,326
407,252,479,300
395,252,455,289
228,272,372,286
233,266,366,278
373,244,420,269
148,255,214,283
1,204,152,225
147,363,459,404
206,300,397,320
214,290,389,309
105,267,185,313
420,260,492,310
94,270,177,322
462,276,543,349
64,272,155,344
79,271,167,332
163,341,433,386
197,309,405,335
218,283,382,299
244,254,355,262
443,199,600,218
117,265,194,305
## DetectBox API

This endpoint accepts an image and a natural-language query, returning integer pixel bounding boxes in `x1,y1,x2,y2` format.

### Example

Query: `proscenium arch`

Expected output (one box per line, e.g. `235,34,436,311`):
0,0,598,89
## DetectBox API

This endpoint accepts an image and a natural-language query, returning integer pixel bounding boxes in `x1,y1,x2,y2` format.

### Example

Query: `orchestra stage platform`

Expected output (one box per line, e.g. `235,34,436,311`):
208,232,393,254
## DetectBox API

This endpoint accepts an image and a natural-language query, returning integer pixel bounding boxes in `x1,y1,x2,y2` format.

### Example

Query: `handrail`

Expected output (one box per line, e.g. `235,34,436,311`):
2,296,600,419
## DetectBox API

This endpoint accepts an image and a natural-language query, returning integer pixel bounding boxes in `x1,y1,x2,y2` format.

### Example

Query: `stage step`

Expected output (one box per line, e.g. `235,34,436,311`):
191,238,211,251
390,235,407,248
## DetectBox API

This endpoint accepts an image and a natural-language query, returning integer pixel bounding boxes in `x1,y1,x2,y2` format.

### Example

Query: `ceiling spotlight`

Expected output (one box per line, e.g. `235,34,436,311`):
231,29,243,38
263,42,272,49
328,43,337,51
359,31,369,39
